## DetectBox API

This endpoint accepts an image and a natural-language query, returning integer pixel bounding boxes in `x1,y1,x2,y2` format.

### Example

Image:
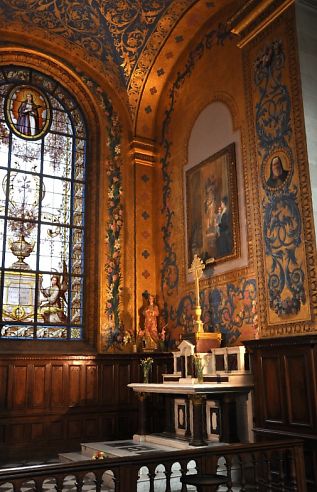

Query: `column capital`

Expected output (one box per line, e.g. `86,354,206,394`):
130,137,158,167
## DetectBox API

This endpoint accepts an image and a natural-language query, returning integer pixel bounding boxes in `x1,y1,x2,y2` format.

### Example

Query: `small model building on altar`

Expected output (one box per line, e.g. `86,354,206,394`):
162,339,252,386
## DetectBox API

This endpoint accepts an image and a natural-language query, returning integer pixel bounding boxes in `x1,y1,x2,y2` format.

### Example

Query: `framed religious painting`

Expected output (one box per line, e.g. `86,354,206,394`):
185,143,240,268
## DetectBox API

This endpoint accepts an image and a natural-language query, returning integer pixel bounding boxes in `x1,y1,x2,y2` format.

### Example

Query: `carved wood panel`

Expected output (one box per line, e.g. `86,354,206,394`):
245,336,317,492
261,354,285,424
0,353,172,463
284,351,314,427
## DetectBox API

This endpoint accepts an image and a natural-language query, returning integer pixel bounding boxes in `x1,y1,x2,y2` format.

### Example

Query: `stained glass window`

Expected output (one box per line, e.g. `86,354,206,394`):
0,68,86,340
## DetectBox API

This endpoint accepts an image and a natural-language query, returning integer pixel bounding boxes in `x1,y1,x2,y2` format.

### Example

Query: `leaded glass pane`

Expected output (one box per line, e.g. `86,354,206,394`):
50,110,73,136
0,69,86,341
43,133,73,178
11,137,42,172
0,217,4,258
39,224,70,272
4,67,30,82
72,110,86,138
7,171,41,220
4,223,38,270
0,169,7,211
41,177,71,225
0,123,10,155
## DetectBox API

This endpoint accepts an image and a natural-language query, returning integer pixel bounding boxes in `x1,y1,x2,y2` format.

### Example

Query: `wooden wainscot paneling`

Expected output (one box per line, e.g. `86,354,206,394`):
0,353,172,462
46,419,64,440
261,354,286,425
11,365,28,410
100,361,116,405
68,418,83,439
0,365,8,410
31,422,45,440
245,335,317,492
50,364,65,407
117,360,132,405
84,417,100,439
30,364,47,409
68,364,82,406
284,350,314,429
85,364,98,403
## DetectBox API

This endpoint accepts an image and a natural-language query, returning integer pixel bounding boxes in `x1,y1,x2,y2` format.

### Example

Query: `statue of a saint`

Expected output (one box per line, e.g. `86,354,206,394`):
139,292,159,350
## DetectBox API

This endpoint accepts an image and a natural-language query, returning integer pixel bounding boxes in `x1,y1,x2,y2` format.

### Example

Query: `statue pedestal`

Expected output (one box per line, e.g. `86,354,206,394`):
182,332,222,353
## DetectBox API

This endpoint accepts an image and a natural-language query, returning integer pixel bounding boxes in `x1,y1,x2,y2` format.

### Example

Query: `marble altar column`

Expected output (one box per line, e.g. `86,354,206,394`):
189,394,207,446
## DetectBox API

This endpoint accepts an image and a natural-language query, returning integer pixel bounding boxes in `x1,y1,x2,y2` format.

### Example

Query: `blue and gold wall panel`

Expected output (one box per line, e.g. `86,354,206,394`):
244,6,317,335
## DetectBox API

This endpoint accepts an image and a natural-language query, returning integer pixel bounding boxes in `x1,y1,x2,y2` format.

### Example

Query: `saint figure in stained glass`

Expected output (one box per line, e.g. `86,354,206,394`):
5,85,51,140
40,273,68,324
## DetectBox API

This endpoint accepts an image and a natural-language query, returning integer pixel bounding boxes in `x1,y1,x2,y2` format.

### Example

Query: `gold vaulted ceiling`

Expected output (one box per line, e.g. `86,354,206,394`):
0,0,242,132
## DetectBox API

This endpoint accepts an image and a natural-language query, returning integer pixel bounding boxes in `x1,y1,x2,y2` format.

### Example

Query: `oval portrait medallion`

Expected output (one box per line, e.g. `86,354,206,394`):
262,148,293,192
5,85,51,140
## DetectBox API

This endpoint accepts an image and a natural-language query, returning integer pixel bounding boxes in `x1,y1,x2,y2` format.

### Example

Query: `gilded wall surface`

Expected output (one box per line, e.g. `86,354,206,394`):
152,3,317,346
0,1,316,353
244,6,317,336
153,12,258,347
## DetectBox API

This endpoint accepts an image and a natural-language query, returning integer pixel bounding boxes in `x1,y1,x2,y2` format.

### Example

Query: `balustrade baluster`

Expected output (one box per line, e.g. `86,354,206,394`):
223,456,233,492
287,452,298,492
54,476,64,492
277,449,286,491
33,478,43,492
94,472,103,492
148,464,156,492
251,453,260,491
238,454,247,491
180,461,189,492
264,451,273,492
165,463,172,492
75,475,84,492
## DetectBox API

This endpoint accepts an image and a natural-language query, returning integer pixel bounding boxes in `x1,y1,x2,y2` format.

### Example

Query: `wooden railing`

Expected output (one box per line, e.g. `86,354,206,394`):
0,440,306,491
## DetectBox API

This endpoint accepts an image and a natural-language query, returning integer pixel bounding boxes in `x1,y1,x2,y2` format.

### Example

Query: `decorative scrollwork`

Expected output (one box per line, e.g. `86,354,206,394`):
264,191,305,315
255,40,292,151
255,40,307,318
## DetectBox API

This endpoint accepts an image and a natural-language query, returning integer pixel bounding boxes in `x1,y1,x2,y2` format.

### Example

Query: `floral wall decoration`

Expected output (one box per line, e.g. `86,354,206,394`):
168,278,257,346
80,75,124,350
160,23,233,321
254,40,308,320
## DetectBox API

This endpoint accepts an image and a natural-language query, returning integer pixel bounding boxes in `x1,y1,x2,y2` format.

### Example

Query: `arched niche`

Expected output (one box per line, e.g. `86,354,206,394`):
185,101,248,279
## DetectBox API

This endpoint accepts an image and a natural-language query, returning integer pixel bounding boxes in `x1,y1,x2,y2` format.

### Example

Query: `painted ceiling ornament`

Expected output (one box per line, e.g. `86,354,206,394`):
97,0,170,81
0,0,175,87
5,85,51,140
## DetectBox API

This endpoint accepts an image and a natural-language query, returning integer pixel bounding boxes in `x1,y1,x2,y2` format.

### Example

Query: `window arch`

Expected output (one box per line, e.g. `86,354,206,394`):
0,66,87,340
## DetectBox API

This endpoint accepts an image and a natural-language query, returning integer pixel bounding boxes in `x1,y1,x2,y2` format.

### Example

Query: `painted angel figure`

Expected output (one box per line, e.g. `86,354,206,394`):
40,261,68,324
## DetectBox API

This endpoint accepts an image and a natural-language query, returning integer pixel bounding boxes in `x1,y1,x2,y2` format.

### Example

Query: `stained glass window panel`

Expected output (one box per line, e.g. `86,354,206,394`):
39,224,70,272
11,137,42,173
0,69,86,341
4,223,38,270
41,177,71,225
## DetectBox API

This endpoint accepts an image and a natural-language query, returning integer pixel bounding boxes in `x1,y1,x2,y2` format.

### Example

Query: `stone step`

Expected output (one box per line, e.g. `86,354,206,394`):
59,452,92,463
